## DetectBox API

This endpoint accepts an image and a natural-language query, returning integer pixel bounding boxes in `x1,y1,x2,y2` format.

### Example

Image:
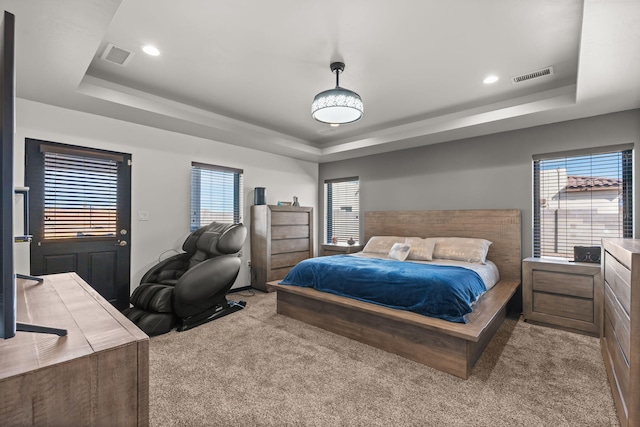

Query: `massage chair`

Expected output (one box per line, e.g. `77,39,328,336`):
123,222,248,336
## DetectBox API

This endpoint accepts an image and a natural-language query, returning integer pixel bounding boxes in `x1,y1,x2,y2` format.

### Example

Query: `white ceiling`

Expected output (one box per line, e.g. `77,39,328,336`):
3,0,640,163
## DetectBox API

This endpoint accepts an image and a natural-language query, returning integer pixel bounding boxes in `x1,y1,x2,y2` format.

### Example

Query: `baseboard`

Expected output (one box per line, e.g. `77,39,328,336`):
228,285,253,294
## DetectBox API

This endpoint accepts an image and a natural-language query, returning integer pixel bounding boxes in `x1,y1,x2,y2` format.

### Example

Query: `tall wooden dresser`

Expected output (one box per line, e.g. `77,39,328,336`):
602,238,640,427
250,205,313,292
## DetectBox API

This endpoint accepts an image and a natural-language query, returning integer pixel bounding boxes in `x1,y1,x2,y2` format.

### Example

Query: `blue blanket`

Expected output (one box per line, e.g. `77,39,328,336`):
279,255,487,323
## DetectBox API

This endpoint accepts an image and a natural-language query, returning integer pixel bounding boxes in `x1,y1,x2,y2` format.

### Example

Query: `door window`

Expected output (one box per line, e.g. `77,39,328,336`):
42,149,119,239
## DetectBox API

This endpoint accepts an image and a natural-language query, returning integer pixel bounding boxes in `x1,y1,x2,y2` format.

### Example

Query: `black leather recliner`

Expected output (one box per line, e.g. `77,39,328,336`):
123,222,248,336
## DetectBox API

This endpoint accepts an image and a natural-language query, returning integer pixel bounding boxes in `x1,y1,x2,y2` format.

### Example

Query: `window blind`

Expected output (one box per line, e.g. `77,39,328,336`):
325,177,360,244
533,147,633,258
190,162,243,231
43,151,118,239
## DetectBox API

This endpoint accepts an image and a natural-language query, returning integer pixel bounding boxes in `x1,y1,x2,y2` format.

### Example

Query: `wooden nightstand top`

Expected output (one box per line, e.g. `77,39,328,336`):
321,243,363,248
523,256,601,273
320,243,364,256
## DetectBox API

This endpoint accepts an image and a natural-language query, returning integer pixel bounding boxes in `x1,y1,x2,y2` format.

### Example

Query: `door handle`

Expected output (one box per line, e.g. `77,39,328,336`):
116,240,128,247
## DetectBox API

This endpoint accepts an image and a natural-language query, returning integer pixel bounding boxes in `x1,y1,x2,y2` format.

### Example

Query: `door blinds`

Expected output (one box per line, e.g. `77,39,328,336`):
43,151,119,239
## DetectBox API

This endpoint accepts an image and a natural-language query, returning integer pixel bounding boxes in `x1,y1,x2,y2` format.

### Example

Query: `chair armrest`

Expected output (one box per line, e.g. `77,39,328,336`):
140,253,190,284
174,256,242,303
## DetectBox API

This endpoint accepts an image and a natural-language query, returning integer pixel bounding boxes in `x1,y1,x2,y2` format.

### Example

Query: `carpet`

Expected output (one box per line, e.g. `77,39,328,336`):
148,291,618,426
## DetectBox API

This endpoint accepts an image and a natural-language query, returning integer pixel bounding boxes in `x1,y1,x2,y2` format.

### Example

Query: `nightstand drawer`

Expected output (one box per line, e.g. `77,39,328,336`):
532,292,593,322
532,270,594,298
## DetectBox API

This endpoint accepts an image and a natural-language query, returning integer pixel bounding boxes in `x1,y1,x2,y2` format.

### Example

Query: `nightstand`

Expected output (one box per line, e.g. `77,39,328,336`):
522,257,602,336
321,243,364,256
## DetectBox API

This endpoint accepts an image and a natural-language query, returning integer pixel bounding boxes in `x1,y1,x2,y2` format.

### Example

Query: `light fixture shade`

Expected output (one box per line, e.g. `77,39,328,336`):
311,61,363,125
311,87,363,124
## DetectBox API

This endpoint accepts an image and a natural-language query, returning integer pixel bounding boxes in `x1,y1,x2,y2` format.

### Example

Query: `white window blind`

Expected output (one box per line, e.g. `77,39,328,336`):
190,162,243,231
533,147,633,258
43,151,118,239
325,177,360,244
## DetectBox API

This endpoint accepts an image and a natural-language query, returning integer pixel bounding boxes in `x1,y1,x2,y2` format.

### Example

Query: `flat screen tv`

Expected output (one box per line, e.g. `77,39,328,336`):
1,11,66,339
1,10,16,339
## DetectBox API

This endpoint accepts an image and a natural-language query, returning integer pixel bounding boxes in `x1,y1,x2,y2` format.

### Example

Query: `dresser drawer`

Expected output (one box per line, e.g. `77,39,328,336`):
604,251,631,315
271,211,310,226
532,292,593,322
603,311,629,408
272,225,310,240
532,270,593,298
604,283,630,362
268,266,294,282
271,251,309,269
272,238,310,254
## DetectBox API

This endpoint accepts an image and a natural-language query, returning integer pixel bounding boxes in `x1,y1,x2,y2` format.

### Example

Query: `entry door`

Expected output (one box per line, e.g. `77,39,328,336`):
25,139,132,310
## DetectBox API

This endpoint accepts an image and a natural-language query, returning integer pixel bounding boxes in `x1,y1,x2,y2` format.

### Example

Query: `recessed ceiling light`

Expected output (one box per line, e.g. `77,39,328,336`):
142,45,160,56
483,75,499,84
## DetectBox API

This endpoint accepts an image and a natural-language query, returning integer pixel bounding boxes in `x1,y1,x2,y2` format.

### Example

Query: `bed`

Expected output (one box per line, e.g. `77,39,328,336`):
269,209,521,379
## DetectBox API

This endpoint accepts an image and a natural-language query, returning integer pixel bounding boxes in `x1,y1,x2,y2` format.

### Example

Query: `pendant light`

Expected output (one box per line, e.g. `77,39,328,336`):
311,62,363,125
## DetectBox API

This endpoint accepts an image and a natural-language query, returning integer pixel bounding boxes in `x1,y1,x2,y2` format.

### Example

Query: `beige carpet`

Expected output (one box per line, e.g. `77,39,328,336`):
149,291,619,426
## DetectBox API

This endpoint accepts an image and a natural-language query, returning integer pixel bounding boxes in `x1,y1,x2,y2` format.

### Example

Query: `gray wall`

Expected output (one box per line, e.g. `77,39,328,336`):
318,109,640,258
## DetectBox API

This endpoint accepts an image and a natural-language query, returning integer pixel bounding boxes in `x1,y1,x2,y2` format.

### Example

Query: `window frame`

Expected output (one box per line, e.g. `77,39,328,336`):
40,144,122,241
190,162,243,231
532,145,633,258
324,176,360,244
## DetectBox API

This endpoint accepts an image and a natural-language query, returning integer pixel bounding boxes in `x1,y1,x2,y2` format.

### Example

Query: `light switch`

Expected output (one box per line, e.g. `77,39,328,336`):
138,211,149,221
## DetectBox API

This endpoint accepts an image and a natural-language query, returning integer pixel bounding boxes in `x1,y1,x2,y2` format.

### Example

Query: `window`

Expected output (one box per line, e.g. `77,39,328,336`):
42,147,121,239
325,177,360,244
190,162,243,231
533,146,633,258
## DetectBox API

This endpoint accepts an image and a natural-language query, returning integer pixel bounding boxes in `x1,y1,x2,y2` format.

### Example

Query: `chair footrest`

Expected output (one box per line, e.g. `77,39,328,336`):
123,307,176,336
178,300,246,332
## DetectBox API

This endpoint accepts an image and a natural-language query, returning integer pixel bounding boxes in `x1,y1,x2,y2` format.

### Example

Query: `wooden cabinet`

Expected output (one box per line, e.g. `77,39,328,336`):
321,243,364,256
601,239,640,427
0,273,149,426
250,205,313,292
522,257,602,336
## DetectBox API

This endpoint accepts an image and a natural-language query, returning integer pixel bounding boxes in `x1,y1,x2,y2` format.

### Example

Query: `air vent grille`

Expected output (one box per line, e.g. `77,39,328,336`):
511,66,554,84
317,128,337,135
100,43,134,66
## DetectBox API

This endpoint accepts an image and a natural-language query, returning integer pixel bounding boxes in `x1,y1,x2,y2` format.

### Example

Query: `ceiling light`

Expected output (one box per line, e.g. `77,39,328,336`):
312,62,363,125
483,75,499,84
142,45,160,56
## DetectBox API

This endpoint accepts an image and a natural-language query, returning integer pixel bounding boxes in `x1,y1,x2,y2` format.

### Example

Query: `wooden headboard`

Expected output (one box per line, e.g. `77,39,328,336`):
364,209,521,282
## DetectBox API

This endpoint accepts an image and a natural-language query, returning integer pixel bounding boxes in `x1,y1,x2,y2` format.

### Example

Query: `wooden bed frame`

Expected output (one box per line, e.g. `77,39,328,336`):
269,209,521,379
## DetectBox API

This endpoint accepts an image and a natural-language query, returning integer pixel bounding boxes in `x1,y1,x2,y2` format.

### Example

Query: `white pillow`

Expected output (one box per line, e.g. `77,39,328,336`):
362,236,405,254
388,243,412,261
432,237,492,264
404,237,436,261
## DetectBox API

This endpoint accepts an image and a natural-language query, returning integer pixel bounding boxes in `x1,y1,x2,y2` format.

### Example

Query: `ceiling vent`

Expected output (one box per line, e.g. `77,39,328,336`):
100,43,134,66
317,128,337,135
511,66,554,84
